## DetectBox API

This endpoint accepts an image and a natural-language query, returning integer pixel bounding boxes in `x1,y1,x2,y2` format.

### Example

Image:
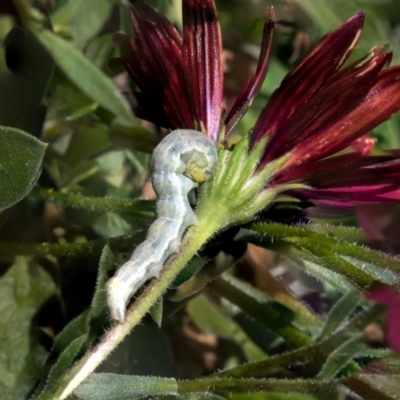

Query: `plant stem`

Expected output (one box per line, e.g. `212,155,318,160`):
36,188,155,218
0,234,137,259
56,218,220,399
177,377,336,395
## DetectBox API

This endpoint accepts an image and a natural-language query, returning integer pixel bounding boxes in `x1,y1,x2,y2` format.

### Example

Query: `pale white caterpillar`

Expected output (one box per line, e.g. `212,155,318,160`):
106,129,218,322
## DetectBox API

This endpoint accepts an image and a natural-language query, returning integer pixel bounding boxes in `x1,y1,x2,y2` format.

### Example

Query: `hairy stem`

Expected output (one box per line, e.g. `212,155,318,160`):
36,188,155,218
0,234,135,259
177,377,336,395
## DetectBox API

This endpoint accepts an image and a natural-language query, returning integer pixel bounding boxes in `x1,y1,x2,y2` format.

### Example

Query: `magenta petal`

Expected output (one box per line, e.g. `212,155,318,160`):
113,4,196,130
275,153,400,187
297,185,400,204
368,286,400,354
252,11,365,144
284,64,400,169
225,15,274,135
264,52,390,164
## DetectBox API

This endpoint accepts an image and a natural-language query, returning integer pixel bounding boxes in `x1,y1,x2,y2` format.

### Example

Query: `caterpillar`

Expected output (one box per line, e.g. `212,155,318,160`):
107,129,218,322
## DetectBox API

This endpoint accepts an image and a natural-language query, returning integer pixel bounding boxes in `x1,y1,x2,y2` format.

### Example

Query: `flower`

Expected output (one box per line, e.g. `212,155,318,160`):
253,12,400,207
113,1,400,209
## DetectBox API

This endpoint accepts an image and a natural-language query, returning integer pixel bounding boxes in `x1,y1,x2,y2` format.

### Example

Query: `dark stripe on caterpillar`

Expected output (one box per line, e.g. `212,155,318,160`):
107,129,218,322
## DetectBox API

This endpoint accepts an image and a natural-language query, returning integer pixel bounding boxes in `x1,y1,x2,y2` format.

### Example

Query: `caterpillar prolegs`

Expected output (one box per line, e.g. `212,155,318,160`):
107,129,218,322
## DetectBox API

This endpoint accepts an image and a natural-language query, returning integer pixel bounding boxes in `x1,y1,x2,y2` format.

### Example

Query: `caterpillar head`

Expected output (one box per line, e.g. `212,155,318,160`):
184,148,218,183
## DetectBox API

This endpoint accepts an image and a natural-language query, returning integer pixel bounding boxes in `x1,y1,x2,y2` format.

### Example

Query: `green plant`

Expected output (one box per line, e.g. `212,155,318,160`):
1,1,400,399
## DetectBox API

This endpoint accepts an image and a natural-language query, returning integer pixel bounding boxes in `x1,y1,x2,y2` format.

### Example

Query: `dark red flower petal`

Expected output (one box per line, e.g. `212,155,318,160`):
297,185,400,205
283,64,400,170
225,10,274,135
111,4,196,130
182,0,224,141
252,11,365,144
275,153,400,188
263,52,390,164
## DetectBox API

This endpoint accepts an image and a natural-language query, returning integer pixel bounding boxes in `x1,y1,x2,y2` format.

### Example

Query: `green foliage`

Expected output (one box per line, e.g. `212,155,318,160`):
74,374,178,399
0,1,399,400
0,126,47,211
0,257,57,398
33,29,135,127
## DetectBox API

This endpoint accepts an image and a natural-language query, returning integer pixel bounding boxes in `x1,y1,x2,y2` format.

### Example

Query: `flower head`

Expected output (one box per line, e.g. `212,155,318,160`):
113,1,400,209
250,12,400,207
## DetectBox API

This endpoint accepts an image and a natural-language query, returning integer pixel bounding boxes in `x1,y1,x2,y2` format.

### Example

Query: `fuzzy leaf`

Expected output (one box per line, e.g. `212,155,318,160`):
364,356,400,374
34,312,89,396
318,336,368,379
39,335,87,397
168,253,233,301
210,275,313,348
317,290,361,340
149,296,163,327
0,126,47,211
249,223,400,291
0,257,57,395
73,374,178,399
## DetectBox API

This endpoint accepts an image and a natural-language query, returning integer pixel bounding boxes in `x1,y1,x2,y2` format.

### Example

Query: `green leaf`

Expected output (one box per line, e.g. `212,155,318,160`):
51,0,112,47
210,275,313,348
85,34,117,71
317,336,368,380
0,257,57,395
188,295,238,337
347,373,400,400
34,312,89,396
73,374,178,400
317,290,360,340
87,245,119,329
249,223,400,291
96,324,177,376
32,28,136,126
0,27,54,136
363,356,400,374
39,335,87,398
177,377,336,396
215,305,383,379
149,296,164,327
230,394,317,400
0,126,47,211
62,124,111,165
170,254,211,289
187,295,266,361
168,253,233,302
174,394,226,400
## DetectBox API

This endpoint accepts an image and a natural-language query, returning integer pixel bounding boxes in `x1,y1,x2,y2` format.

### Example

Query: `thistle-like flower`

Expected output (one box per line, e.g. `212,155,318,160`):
113,2,400,211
